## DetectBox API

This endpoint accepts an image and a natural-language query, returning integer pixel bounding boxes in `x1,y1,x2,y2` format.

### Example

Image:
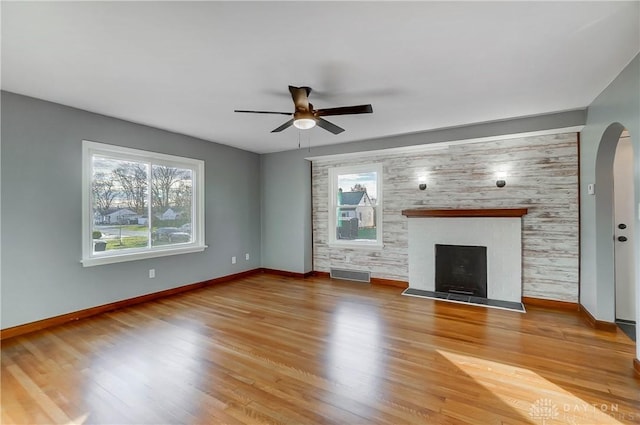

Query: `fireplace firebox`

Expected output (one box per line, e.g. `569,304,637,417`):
435,244,487,298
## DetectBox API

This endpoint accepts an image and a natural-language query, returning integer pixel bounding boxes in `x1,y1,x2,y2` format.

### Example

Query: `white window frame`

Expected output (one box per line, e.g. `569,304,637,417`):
82,140,206,267
328,163,383,250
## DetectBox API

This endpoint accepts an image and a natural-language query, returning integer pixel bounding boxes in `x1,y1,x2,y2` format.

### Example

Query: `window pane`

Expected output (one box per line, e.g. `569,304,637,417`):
335,171,377,241
83,140,205,267
151,165,193,246
92,156,149,253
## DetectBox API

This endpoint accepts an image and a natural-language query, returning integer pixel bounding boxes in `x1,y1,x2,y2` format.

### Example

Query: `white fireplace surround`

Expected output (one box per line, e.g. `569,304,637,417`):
404,209,527,303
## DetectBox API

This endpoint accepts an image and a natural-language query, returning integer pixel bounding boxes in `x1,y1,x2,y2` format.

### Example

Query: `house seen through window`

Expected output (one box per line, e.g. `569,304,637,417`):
328,164,383,248
83,141,205,266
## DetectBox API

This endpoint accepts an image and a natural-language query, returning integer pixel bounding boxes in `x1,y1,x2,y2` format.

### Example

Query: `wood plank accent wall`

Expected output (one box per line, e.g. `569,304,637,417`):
311,133,579,302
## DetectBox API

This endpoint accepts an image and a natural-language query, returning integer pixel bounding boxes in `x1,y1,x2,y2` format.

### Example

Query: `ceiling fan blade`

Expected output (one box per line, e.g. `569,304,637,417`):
314,104,373,117
234,109,292,116
316,118,345,135
289,86,311,111
271,119,295,133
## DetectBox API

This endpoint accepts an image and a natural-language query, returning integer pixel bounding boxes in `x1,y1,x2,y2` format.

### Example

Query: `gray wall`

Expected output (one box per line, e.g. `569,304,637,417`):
1,91,261,329
261,110,586,276
260,149,312,274
579,55,639,358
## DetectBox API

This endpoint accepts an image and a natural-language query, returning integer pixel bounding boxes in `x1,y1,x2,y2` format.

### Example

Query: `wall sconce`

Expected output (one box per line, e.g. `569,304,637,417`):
496,171,507,188
418,176,427,190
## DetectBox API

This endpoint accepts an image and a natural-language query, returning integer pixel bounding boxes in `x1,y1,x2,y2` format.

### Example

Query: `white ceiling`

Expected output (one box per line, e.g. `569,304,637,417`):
2,1,639,154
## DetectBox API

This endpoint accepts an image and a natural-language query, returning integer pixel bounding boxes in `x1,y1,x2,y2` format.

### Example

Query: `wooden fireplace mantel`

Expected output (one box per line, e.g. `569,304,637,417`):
401,208,528,218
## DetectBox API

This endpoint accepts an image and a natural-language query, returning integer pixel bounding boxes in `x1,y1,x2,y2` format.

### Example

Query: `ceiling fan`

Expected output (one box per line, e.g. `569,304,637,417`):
234,85,373,134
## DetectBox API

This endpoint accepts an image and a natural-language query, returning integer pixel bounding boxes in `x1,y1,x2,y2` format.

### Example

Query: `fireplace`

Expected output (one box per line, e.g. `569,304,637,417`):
402,208,528,305
435,244,487,298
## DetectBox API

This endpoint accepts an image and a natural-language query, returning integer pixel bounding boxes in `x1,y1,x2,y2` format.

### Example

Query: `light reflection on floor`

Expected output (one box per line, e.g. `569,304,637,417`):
84,317,207,423
65,413,89,425
326,301,384,396
437,349,628,425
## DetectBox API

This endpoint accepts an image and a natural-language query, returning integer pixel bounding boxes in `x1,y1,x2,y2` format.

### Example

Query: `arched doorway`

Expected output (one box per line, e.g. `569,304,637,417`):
594,123,637,345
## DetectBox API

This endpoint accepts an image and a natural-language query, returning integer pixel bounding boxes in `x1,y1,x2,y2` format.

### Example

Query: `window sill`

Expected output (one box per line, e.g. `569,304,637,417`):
327,241,384,251
81,244,207,267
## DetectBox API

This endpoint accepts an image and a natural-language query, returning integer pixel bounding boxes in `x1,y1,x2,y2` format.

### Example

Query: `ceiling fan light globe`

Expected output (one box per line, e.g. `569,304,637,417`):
293,118,316,130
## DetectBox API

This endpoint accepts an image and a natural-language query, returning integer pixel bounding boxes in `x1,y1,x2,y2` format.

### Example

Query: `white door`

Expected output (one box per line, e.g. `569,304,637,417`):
613,134,636,322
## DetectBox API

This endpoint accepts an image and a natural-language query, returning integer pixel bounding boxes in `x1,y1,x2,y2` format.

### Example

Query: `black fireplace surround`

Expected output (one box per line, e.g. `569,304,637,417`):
435,244,487,298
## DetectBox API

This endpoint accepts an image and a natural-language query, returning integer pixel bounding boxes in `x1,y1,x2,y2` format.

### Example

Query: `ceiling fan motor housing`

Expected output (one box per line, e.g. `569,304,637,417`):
294,110,315,121
234,85,372,134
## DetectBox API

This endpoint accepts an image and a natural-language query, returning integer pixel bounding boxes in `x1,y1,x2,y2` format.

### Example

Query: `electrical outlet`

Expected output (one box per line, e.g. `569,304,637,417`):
149,269,155,278
231,256,237,264
245,253,250,261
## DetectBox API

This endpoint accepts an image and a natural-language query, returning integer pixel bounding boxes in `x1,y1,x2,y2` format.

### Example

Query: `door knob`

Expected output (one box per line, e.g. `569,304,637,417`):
617,236,628,242
618,223,627,229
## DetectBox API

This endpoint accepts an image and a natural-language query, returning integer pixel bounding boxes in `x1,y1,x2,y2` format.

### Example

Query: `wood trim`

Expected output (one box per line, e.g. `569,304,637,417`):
634,358,640,378
370,277,409,288
522,297,579,311
260,268,314,279
579,304,618,332
401,208,528,218
0,268,262,341
312,271,330,279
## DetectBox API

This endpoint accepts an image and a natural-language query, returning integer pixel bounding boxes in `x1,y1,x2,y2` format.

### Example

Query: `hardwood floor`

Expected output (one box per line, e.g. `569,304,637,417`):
2,273,639,424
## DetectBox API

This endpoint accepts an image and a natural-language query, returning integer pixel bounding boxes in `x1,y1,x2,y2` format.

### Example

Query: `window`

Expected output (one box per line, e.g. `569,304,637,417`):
328,163,383,249
82,141,206,266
